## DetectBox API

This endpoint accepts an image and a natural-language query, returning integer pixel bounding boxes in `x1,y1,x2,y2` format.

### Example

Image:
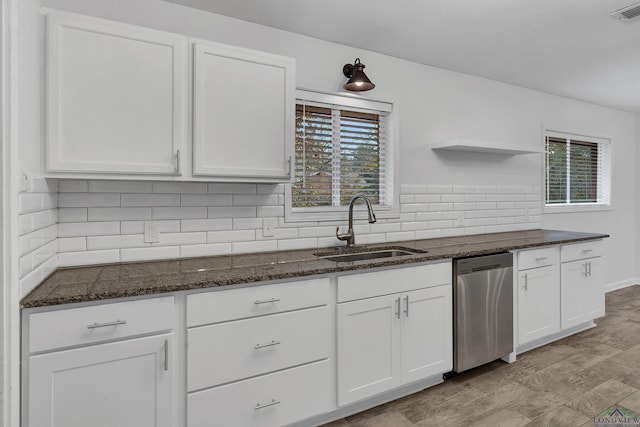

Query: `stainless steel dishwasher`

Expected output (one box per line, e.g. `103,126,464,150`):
452,252,513,373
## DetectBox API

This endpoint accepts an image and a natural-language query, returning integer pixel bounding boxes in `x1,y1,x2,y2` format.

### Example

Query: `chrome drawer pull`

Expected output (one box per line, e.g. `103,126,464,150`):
535,257,547,261
254,340,281,350
87,319,127,329
254,298,281,305
582,249,593,253
255,399,281,410
164,339,169,371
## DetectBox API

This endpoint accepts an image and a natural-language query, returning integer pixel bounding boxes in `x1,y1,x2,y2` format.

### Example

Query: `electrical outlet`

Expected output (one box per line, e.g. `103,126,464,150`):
263,218,277,237
454,212,465,228
144,222,160,243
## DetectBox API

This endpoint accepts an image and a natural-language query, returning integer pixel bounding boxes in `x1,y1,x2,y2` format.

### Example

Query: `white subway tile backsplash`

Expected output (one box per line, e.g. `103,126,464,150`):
278,238,317,251
232,218,263,230
89,180,152,193
18,179,543,285
209,183,257,194
59,193,120,208
153,207,207,220
19,193,44,213
181,194,232,207
87,207,152,221
157,232,206,246
257,206,285,217
120,246,180,262
232,240,277,254
207,229,255,243
233,194,278,206
181,243,232,258
58,180,88,193
58,249,120,267
208,206,256,219
153,182,207,194
59,208,88,223
181,218,232,232
58,221,120,238
121,220,181,234
121,193,179,207
58,237,87,253
87,234,147,250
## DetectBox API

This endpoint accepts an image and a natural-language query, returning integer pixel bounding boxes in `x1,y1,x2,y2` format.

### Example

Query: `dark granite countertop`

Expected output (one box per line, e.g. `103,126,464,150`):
21,229,608,308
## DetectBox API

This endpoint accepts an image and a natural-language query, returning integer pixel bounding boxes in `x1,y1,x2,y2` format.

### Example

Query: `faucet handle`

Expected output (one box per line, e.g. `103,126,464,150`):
336,226,351,242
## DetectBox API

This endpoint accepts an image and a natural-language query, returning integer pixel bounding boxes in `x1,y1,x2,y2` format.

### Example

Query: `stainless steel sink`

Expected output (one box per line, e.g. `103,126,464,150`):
316,246,427,263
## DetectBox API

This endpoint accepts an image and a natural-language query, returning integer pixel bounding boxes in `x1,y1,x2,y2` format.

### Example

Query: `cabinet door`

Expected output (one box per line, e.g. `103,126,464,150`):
28,334,173,427
401,286,452,384
337,294,401,406
560,260,588,329
561,257,604,329
47,13,187,175
518,265,560,346
585,257,605,319
192,41,294,180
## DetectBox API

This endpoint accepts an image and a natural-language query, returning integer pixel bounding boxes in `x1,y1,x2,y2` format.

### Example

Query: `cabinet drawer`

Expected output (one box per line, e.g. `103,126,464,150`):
561,240,603,263
188,360,331,427
337,262,451,303
188,306,329,391
29,296,174,353
187,277,329,327
517,247,558,271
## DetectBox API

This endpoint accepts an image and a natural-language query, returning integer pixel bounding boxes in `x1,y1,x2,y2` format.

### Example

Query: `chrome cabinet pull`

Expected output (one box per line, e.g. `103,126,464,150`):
254,298,281,305
588,261,592,277
254,340,281,350
535,257,547,261
255,399,281,410
395,297,401,319
582,249,593,253
582,262,588,277
164,339,169,371
287,156,292,178
87,319,127,329
404,295,409,317
175,150,181,176
523,274,528,290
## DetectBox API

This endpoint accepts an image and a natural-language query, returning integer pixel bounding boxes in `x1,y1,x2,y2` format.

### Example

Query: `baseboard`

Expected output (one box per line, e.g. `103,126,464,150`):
605,278,639,293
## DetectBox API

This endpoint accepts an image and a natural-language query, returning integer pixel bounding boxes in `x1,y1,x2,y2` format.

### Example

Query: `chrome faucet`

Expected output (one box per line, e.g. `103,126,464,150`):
336,194,377,247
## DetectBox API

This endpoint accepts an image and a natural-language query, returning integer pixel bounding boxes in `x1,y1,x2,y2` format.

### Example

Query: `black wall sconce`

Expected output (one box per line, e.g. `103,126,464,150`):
343,58,375,92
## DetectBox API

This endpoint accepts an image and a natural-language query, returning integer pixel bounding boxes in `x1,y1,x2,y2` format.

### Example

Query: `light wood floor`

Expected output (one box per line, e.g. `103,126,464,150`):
324,285,640,427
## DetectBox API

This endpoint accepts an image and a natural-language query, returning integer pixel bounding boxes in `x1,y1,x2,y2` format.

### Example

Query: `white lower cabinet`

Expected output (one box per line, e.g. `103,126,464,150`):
188,360,331,427
561,241,605,329
336,263,452,406
28,334,173,427
516,240,605,350
186,278,332,426
23,296,175,427
517,261,561,346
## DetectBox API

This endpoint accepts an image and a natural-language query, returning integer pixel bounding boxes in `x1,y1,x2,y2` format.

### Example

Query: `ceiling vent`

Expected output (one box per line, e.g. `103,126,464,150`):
611,2,640,21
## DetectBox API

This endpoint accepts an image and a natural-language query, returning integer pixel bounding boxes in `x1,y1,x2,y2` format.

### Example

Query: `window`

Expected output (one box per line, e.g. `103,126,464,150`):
288,89,396,220
544,131,611,208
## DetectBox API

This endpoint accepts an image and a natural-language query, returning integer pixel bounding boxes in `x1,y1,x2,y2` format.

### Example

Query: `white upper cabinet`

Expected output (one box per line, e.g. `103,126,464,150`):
46,12,188,175
192,41,295,181
44,12,295,182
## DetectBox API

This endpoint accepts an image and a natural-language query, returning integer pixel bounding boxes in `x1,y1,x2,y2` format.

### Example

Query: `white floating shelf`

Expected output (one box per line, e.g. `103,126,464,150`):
431,140,542,155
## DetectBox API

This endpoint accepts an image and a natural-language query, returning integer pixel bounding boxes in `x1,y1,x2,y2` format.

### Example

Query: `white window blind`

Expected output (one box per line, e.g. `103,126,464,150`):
545,132,611,206
293,95,392,209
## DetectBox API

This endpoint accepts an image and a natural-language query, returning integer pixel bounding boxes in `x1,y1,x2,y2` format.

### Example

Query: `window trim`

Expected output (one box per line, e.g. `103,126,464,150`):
285,88,400,222
542,128,613,214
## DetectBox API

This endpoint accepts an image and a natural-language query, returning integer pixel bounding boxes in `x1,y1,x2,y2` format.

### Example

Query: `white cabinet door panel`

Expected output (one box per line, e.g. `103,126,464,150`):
28,334,173,427
337,294,401,405
401,286,452,383
193,41,294,179
47,13,187,175
517,265,560,346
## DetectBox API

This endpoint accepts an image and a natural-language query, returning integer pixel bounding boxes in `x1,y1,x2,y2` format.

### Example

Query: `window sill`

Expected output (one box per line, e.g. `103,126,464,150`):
285,205,400,223
544,204,612,214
